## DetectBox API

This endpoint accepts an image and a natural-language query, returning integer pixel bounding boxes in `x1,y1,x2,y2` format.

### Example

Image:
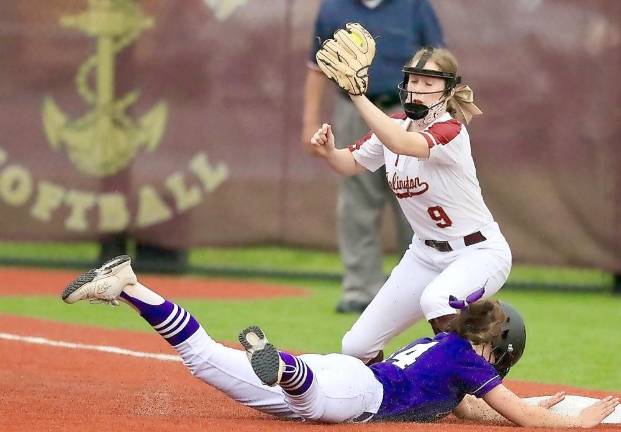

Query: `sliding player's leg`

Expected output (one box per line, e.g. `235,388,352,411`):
61,255,298,419
239,326,383,423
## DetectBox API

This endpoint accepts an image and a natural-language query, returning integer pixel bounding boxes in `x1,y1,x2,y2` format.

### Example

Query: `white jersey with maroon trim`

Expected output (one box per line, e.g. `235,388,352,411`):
349,112,495,241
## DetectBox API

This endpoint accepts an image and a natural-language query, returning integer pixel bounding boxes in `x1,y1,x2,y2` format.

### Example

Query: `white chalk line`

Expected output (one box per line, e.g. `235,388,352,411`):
0,331,182,362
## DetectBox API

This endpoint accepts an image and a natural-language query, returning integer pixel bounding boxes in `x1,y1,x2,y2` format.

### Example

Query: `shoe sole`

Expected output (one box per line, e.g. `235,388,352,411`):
61,255,131,302
239,326,280,386
238,325,265,352
250,344,280,386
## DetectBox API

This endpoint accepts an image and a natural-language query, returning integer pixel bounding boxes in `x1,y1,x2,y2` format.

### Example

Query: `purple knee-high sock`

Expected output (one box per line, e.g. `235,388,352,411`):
120,292,199,346
277,351,315,396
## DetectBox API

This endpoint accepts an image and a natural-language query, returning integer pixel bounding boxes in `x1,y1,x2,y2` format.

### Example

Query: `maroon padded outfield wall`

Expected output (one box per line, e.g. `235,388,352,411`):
0,0,619,272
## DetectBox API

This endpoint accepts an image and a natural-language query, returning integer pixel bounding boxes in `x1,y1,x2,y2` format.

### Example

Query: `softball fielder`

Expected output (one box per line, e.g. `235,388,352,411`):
60,256,619,426
313,26,512,363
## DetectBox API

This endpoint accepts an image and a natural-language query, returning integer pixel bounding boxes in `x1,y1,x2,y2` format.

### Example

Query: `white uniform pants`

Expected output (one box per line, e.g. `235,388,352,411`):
342,222,512,362
174,327,383,423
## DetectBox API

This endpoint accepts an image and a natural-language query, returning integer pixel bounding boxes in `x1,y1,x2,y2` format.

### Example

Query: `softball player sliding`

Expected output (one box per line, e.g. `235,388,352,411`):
312,28,512,363
61,256,619,426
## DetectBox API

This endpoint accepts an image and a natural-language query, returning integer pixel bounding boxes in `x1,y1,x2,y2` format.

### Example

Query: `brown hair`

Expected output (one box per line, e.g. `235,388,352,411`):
447,299,506,345
409,47,459,78
407,48,482,124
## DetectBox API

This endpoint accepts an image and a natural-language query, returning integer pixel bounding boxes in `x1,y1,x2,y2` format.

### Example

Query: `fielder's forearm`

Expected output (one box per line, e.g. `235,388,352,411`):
349,95,430,158
324,148,364,176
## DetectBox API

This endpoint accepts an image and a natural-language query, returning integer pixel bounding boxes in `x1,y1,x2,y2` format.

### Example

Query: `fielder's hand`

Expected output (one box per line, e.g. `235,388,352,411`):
309,123,335,158
315,22,376,95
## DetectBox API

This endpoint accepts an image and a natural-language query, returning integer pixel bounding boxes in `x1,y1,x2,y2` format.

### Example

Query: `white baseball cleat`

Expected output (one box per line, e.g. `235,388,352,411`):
61,255,137,305
238,325,284,386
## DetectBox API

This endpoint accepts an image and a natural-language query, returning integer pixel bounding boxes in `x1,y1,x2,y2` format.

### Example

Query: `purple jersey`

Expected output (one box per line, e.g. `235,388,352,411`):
370,332,501,422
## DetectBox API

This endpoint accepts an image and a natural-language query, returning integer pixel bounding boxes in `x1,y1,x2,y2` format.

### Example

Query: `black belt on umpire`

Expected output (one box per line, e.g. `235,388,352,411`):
424,231,487,253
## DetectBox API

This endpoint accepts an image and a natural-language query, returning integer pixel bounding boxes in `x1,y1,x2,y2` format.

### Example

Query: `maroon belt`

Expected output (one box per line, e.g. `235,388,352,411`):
424,231,487,252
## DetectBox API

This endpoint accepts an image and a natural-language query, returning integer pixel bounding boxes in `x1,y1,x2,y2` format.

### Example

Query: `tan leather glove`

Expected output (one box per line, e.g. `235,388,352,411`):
334,23,375,68
315,22,376,96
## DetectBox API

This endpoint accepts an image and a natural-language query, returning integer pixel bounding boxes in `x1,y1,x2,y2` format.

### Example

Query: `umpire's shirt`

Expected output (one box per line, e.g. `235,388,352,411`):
309,0,445,107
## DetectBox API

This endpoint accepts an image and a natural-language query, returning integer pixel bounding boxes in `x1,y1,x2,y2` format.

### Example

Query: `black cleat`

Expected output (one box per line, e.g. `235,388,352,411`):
239,326,283,386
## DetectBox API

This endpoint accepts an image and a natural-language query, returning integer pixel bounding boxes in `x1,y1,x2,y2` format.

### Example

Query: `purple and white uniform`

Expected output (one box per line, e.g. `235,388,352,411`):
124,292,499,424
371,332,501,422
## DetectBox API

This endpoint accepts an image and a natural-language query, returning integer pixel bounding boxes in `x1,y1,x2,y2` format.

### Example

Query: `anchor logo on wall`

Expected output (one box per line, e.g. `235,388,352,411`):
42,0,168,178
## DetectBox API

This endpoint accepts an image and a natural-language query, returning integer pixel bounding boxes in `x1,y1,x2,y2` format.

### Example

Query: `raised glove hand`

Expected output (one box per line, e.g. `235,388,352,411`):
315,22,376,96
334,23,375,67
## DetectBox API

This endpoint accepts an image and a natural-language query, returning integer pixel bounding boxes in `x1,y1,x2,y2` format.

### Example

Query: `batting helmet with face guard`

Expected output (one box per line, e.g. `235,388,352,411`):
400,47,461,94
397,47,462,120
492,302,527,377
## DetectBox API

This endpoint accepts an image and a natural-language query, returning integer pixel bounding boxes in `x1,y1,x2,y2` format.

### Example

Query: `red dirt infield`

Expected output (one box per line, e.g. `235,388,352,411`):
0,266,309,298
1,268,619,431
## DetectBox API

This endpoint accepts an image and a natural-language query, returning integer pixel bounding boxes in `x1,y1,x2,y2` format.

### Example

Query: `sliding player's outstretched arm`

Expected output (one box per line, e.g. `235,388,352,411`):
482,384,618,428
454,394,512,425
454,392,566,425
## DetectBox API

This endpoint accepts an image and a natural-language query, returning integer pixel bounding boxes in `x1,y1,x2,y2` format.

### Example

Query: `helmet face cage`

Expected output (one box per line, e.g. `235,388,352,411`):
492,339,515,377
490,303,526,377
397,47,461,105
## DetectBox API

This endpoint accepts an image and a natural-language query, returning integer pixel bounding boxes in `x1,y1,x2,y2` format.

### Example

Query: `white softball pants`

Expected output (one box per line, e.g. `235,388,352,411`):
173,327,383,423
342,222,512,362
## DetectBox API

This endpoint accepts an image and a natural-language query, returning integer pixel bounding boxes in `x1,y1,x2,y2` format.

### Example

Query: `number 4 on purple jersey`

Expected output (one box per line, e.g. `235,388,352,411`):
387,341,438,369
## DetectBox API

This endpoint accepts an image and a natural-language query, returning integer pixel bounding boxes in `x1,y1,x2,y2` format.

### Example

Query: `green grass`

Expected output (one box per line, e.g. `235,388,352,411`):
0,241,619,391
1,277,620,391
0,241,614,287
0,241,99,261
